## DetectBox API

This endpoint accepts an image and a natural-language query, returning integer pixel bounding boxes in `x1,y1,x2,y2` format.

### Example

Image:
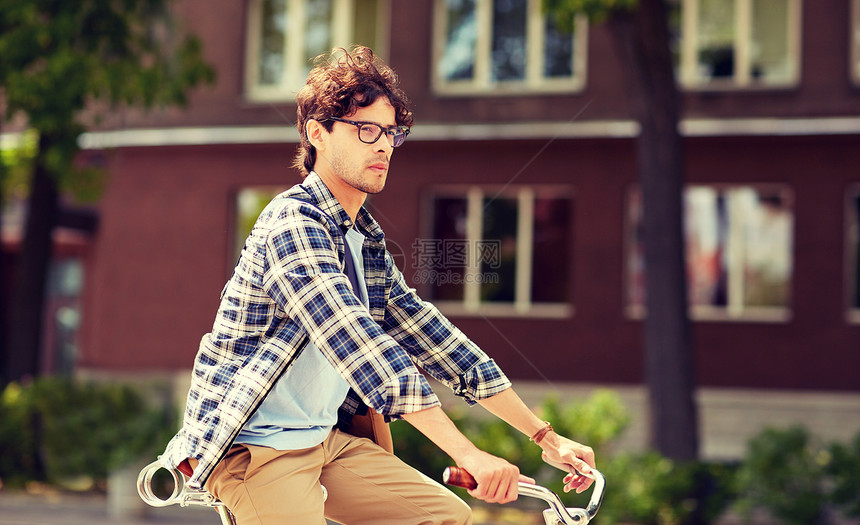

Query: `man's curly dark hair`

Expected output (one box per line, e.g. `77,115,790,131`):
293,46,414,176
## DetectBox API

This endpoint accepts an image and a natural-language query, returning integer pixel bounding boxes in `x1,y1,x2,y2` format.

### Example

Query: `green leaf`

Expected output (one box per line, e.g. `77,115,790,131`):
0,0,215,201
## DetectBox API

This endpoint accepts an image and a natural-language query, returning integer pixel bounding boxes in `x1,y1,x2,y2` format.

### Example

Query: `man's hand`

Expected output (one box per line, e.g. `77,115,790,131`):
476,388,598,495
402,406,535,504
538,433,596,494
457,449,535,504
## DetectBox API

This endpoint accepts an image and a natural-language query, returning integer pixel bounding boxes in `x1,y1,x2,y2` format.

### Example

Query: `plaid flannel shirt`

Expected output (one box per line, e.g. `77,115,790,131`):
161,172,511,488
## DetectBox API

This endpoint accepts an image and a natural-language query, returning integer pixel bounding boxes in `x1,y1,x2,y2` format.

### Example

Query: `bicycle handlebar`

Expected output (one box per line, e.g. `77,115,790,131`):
443,466,605,525
137,458,602,525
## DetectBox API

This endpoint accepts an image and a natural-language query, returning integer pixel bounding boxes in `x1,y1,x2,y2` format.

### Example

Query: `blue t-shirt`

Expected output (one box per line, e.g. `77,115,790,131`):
236,227,367,450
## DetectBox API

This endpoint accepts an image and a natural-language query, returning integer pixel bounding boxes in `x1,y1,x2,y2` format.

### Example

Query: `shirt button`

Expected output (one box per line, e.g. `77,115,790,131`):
344,219,353,227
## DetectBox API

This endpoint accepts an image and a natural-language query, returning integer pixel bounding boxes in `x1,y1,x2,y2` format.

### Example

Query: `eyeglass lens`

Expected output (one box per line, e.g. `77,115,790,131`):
358,123,407,147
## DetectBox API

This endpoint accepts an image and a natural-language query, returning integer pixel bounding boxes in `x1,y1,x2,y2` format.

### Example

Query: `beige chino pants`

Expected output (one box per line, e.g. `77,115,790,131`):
204,428,472,525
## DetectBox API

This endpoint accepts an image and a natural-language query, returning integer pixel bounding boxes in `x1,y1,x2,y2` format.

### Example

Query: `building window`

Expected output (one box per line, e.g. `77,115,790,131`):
853,0,860,84
673,0,801,88
626,185,794,321
43,258,84,376
245,0,388,102
421,186,572,317
848,187,860,323
234,186,287,261
432,0,588,95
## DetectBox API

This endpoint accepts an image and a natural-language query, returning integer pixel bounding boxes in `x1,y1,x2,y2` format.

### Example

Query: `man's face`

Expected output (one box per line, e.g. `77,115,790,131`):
322,96,396,196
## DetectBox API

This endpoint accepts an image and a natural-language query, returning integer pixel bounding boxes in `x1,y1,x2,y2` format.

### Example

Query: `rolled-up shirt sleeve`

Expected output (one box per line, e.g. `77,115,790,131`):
380,251,512,405
261,208,440,417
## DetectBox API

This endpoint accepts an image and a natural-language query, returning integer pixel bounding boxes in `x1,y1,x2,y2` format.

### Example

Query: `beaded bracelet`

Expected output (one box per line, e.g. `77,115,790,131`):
530,421,553,444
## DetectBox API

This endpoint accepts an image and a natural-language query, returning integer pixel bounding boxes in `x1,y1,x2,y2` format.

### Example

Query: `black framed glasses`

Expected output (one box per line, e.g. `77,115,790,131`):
328,117,410,148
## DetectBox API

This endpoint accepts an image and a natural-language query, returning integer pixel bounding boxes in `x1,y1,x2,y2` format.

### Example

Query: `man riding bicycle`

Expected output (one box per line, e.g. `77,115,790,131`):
159,46,596,525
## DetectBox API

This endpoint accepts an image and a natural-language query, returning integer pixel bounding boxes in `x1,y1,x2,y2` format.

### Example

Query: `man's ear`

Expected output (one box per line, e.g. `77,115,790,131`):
306,119,327,152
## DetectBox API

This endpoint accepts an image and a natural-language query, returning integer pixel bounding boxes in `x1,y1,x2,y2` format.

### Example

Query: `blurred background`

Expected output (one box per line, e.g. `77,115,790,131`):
1,0,858,524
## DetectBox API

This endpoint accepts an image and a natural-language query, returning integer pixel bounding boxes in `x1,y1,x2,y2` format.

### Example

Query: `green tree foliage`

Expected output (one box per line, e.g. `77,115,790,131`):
0,129,38,198
0,0,215,384
0,0,214,175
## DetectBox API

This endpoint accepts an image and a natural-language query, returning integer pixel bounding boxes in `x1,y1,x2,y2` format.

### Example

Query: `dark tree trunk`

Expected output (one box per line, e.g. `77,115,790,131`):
0,123,6,385
7,134,60,383
607,0,698,461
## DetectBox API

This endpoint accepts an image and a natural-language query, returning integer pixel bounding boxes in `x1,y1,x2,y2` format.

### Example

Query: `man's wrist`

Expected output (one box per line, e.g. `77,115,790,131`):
533,425,564,452
530,421,554,444
538,429,561,449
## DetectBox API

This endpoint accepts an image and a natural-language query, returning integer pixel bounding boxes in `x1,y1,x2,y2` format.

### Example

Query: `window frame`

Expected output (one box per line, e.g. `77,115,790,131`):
846,184,860,324
422,185,574,318
676,0,802,90
244,0,391,103
431,0,589,96
624,184,795,323
853,0,860,85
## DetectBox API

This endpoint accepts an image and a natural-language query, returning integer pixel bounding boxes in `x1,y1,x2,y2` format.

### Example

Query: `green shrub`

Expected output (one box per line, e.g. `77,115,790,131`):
540,389,631,453
826,432,860,519
734,426,830,525
392,389,744,525
0,382,40,486
599,452,738,525
0,377,176,487
391,389,630,504
503,389,631,502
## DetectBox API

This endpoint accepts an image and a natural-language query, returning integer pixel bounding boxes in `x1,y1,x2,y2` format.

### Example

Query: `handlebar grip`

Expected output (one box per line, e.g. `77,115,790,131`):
442,466,478,490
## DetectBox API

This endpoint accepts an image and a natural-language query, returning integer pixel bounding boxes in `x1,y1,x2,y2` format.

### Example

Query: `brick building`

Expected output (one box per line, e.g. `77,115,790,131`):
4,0,859,458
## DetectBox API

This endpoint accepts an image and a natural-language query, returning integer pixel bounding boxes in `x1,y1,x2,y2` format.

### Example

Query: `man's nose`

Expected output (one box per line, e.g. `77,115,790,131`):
375,133,394,154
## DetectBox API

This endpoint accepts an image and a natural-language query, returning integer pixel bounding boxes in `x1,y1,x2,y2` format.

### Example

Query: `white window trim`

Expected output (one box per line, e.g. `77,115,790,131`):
626,304,792,323
427,185,573,318
624,184,794,323
244,0,391,103
678,0,802,90
853,0,860,85
431,0,588,96
846,184,860,324
435,301,573,319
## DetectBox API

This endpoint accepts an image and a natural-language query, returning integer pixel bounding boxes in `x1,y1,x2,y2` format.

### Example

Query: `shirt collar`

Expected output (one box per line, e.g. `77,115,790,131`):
300,172,386,244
